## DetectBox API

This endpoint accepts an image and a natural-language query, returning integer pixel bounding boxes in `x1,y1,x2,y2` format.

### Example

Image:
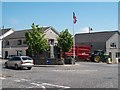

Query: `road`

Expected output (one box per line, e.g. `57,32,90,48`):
1,59,119,89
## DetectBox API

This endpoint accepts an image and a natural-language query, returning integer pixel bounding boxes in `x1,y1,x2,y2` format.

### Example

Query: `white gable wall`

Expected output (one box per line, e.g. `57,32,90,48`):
0,40,2,58
106,33,119,63
0,29,14,58
44,28,58,44
118,33,120,50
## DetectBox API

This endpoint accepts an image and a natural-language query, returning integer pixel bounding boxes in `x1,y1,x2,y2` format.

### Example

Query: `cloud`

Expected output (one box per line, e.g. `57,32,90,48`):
76,27,90,34
9,18,19,24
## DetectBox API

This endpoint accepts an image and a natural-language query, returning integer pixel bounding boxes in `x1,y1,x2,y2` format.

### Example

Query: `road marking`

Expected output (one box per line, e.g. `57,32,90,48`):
53,70,98,72
13,78,70,89
14,80,21,82
41,82,70,88
14,78,30,82
0,77,6,80
0,74,6,80
31,82,46,90
21,79,30,81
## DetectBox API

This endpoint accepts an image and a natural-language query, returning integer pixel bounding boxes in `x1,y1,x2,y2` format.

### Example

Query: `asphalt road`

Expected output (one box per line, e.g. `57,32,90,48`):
1,59,119,89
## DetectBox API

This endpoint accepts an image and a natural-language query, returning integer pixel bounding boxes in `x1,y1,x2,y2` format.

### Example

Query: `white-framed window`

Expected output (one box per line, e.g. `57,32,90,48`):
18,40,22,45
109,52,112,58
6,40,9,46
116,52,120,58
17,50,22,56
48,39,54,45
110,42,116,48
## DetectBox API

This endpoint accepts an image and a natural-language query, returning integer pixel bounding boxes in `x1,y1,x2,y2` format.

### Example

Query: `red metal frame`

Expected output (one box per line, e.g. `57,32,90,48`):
64,45,91,60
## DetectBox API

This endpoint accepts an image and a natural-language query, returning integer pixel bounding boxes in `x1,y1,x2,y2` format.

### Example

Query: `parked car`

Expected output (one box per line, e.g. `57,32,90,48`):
5,56,34,70
7,55,17,59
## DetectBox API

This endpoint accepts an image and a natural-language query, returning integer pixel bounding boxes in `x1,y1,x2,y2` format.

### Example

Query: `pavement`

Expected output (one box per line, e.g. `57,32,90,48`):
1,59,119,89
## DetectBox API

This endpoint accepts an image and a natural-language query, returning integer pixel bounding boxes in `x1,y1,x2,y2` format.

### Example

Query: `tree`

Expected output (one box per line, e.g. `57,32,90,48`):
57,29,73,58
25,23,49,57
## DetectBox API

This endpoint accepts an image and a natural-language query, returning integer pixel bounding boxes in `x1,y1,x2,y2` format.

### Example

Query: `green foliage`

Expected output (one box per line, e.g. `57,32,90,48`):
25,23,49,55
57,29,73,52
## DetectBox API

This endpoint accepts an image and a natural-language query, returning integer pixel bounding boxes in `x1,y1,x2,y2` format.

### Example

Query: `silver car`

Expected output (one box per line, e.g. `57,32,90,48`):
5,56,34,70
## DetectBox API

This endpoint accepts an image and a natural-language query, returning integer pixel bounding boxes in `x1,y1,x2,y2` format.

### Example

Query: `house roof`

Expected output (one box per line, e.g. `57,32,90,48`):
4,26,59,39
0,28,13,35
75,31,119,43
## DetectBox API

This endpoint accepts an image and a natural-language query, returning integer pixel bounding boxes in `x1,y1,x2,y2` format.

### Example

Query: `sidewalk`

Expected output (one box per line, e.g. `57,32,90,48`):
34,63,79,67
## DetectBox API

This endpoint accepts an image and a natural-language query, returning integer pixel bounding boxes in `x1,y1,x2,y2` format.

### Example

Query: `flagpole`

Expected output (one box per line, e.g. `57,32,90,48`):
73,13,75,60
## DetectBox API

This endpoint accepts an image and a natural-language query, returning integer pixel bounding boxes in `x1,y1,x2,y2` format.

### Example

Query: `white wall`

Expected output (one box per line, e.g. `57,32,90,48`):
106,33,119,63
44,28,58,44
118,33,120,50
0,29,14,58
0,29,14,39
2,27,58,58
3,47,27,58
0,40,2,58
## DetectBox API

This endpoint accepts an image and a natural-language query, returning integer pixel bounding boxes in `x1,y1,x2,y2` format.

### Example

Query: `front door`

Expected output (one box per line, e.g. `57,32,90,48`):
5,51,8,59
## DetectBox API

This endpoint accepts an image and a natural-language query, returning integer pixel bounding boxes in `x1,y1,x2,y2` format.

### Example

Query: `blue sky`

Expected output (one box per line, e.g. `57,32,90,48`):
2,2,118,34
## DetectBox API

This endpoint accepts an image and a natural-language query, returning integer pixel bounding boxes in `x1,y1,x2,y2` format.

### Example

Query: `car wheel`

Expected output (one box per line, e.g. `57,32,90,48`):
27,67,32,70
14,64,18,70
5,62,8,68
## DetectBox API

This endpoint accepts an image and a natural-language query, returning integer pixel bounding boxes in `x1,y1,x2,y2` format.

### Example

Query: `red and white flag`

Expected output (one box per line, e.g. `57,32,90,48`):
73,12,77,24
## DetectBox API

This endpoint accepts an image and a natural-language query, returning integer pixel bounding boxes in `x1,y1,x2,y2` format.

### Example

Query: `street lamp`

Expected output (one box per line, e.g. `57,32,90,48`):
2,26,4,59
89,27,92,47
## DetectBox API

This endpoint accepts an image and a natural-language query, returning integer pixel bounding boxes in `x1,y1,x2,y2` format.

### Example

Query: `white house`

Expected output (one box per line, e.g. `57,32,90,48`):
75,30,120,63
106,31,120,63
3,26,59,58
0,28,14,58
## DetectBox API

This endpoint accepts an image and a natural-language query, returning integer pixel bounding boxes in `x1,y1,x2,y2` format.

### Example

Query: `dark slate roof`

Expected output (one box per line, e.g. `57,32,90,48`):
4,26,59,39
75,31,119,43
0,28,13,35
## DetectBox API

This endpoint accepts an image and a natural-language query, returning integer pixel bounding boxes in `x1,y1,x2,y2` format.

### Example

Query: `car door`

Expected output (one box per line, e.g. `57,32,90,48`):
10,57,17,67
7,58,14,67
13,57,21,67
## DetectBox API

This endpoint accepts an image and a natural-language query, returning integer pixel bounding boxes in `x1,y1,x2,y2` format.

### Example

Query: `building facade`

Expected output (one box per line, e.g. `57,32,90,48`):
75,31,120,63
0,28,14,58
3,26,59,59
106,32,120,63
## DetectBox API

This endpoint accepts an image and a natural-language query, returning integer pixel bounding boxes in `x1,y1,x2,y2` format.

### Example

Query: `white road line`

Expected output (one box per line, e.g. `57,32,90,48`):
0,77,6,79
14,78,70,89
21,79,30,81
14,80,21,82
53,70,98,72
31,82,46,90
41,82,70,88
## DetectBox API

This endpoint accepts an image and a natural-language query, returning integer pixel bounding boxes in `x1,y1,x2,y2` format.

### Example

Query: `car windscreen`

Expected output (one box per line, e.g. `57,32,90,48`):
22,57,32,60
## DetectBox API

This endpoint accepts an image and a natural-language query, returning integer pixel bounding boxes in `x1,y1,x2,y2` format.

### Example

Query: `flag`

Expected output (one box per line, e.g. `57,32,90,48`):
73,12,77,24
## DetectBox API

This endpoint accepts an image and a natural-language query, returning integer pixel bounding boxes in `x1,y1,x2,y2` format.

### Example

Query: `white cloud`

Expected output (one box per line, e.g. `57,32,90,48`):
76,27,91,34
9,18,19,24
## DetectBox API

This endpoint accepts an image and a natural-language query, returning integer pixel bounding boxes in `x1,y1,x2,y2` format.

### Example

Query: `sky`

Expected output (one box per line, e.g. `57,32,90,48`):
2,2,118,34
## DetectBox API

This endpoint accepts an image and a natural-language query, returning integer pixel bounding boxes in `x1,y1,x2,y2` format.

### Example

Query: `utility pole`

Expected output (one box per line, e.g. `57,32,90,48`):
2,26,4,59
89,27,92,47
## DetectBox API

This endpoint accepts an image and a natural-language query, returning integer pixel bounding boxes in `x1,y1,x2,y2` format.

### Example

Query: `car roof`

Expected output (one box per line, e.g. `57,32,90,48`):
13,56,30,58
20,56,30,57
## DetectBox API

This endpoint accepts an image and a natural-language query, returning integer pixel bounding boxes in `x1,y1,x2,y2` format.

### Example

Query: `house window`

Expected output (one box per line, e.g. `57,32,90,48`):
109,52,112,58
116,52,120,58
6,40,9,46
18,40,22,45
110,42,116,48
23,40,26,44
48,39,54,45
17,50,22,56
